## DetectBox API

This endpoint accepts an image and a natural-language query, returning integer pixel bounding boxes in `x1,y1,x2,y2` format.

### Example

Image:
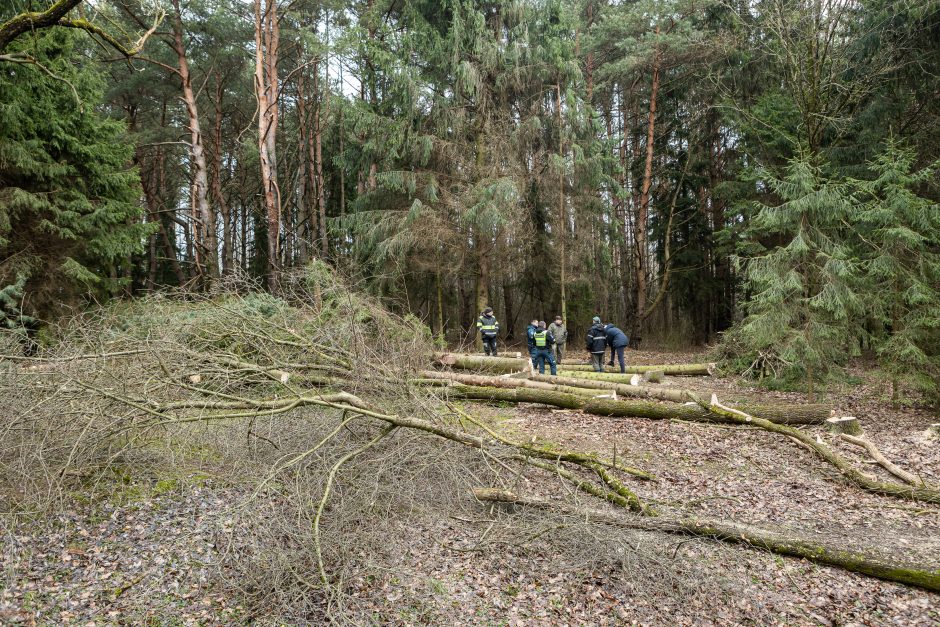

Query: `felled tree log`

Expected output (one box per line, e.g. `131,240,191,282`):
533,373,691,403
471,488,940,593
559,361,714,376
446,384,829,425
435,353,712,376
420,371,617,399
557,369,706,384
434,353,532,374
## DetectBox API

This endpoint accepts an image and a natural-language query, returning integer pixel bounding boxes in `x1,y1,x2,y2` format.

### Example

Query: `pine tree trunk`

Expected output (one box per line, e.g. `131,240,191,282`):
254,0,281,288
635,36,660,334
171,0,217,284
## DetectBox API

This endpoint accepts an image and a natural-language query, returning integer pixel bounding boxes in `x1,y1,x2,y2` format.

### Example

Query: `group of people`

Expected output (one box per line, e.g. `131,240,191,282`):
475,308,630,375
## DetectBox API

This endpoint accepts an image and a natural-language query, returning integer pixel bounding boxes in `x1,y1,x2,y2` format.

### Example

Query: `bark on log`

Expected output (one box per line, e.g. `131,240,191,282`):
434,353,532,374
556,369,685,384
471,488,940,594
436,353,711,376
827,416,862,436
559,361,714,376
420,370,615,398
532,374,692,403
446,384,829,426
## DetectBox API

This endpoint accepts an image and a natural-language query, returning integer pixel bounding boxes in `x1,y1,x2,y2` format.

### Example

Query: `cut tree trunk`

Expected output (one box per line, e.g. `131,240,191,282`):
471,488,940,594
438,354,711,376
445,384,829,426
431,371,829,424
559,362,713,376
420,371,617,399
827,416,862,436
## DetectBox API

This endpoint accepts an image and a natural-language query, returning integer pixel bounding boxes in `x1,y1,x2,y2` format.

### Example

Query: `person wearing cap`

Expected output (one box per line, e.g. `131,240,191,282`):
526,318,539,366
604,323,630,373
585,316,607,372
548,315,567,363
476,307,500,356
532,320,557,375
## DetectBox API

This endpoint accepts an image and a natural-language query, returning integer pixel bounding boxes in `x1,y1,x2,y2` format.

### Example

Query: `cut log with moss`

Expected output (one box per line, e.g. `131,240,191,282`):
559,362,714,376
472,489,940,594
827,416,862,436
533,373,692,404
435,353,712,376
419,370,616,398
445,384,829,425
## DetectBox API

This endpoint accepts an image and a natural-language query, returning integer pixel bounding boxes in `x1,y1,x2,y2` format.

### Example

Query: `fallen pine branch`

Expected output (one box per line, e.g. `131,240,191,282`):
471,488,940,594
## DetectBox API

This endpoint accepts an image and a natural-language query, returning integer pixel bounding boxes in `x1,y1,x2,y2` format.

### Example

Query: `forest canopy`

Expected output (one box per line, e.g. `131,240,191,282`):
1,0,938,399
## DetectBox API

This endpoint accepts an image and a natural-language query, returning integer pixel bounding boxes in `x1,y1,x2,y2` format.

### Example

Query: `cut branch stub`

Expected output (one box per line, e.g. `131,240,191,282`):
827,416,863,436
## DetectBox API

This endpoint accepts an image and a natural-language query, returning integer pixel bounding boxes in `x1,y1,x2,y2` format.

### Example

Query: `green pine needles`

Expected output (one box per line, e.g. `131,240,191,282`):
726,143,940,402
0,30,152,324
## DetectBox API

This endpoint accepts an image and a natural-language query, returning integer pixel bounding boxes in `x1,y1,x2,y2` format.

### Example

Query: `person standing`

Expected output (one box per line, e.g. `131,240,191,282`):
548,315,567,363
585,316,607,372
526,319,539,367
532,321,557,375
604,323,629,373
476,307,500,356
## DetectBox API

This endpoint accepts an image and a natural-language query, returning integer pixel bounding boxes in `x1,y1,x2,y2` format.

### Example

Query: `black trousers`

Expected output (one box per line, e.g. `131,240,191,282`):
608,345,626,372
483,336,498,356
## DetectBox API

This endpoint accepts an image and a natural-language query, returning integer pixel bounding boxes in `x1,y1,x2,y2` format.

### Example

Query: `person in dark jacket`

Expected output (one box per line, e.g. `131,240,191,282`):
585,316,607,372
526,319,539,367
604,323,630,373
532,321,557,375
476,307,499,356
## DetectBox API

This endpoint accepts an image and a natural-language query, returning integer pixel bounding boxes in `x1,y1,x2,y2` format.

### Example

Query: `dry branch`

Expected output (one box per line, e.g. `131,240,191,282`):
840,434,922,486
472,489,940,593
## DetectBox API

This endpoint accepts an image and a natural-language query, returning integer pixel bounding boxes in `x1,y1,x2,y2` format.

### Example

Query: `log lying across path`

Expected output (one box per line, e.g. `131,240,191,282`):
473,488,940,594
435,353,713,376
442,382,831,425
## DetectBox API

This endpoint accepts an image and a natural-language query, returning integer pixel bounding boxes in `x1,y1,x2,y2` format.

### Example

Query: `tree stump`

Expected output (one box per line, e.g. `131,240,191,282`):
642,370,664,384
827,416,862,436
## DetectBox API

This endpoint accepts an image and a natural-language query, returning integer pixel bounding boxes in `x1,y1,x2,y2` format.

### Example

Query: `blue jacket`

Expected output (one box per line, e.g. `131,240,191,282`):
604,325,629,349
526,324,538,350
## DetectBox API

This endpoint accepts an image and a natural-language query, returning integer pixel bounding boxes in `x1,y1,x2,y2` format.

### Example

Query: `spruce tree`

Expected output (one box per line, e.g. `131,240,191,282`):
0,30,151,321
854,141,940,402
730,154,861,390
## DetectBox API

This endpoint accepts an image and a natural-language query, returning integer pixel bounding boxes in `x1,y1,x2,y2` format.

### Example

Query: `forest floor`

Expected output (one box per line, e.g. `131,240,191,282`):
2,348,939,625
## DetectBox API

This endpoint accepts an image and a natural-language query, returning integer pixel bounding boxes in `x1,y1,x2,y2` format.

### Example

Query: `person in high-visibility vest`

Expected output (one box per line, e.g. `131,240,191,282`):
532,320,557,375
476,307,500,356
